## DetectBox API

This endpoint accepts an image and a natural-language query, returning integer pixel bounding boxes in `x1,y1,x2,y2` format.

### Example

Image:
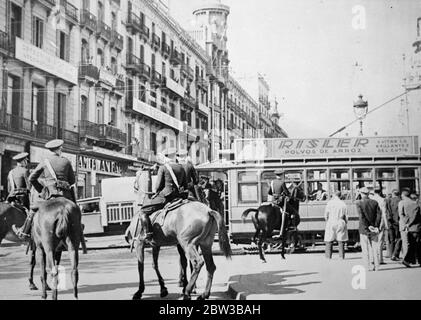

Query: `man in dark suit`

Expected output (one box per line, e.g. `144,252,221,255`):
385,189,402,260
399,188,421,267
268,170,290,207
140,153,188,241
178,152,199,200
7,152,31,210
356,187,382,271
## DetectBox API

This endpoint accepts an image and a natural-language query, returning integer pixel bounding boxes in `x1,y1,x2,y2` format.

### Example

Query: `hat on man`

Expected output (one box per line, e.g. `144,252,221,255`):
360,187,370,194
274,169,284,176
45,139,64,150
13,152,29,162
176,150,188,157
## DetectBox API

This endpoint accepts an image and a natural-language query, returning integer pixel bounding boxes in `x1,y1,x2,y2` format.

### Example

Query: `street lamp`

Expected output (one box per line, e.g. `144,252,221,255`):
353,94,368,136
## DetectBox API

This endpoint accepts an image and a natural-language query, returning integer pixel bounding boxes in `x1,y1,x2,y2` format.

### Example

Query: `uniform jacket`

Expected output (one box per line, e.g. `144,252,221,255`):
356,198,382,235
155,162,188,199
324,196,348,242
29,154,75,201
268,179,290,199
398,197,421,233
386,196,401,226
7,166,30,195
183,161,198,189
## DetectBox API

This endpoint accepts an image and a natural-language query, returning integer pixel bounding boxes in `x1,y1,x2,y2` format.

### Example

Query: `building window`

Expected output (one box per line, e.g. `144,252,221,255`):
97,48,104,67
140,45,144,61
81,39,90,64
111,12,117,30
81,96,89,121
57,31,69,61
111,57,118,74
32,17,44,48
151,132,157,155
32,84,46,125
110,107,117,126
96,102,104,124
10,3,22,39
7,75,21,119
55,93,67,137
98,1,104,22
139,85,146,102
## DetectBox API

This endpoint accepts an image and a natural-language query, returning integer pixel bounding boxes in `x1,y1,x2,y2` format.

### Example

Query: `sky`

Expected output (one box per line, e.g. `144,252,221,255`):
168,0,421,138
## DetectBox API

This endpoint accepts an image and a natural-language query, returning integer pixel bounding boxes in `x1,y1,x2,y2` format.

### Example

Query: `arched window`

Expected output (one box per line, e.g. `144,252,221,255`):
111,57,117,75
98,2,104,22
81,95,89,121
96,102,104,124
81,39,89,64
111,12,117,30
110,107,116,126
97,48,104,67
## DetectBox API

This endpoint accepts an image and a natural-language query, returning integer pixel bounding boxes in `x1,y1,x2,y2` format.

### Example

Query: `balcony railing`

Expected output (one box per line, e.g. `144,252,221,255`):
152,33,160,50
139,62,151,80
181,63,194,80
79,120,126,147
140,24,150,41
183,94,196,109
0,30,12,56
39,0,57,8
170,49,182,65
111,30,124,51
115,79,125,94
80,10,97,33
79,64,100,81
97,21,112,43
60,0,78,24
196,77,209,91
151,70,162,85
0,113,33,135
62,129,79,145
127,12,142,34
126,53,141,74
161,42,170,58
36,122,57,140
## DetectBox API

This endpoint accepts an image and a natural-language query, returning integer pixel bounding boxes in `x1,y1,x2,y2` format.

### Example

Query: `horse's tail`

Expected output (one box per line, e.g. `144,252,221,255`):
55,205,71,239
209,210,232,259
241,208,258,223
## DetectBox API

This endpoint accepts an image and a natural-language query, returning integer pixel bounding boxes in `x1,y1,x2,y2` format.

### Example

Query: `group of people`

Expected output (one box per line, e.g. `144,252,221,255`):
5,139,77,240
323,186,421,271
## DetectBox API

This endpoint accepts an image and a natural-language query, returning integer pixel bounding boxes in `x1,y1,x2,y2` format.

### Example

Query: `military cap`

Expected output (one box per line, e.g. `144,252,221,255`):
360,187,370,194
45,139,64,150
200,175,210,180
176,150,188,157
274,169,284,175
12,152,29,162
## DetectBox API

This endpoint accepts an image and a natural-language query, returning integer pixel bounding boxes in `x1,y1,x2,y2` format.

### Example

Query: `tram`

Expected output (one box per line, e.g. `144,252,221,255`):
197,136,421,245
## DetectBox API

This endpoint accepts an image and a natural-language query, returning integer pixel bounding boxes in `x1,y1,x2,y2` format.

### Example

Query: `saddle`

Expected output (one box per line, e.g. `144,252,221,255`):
150,198,190,226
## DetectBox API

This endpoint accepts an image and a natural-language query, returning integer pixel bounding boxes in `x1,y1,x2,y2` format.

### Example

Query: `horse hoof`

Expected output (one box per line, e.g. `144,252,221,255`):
281,254,286,260
29,283,38,291
261,260,267,264
132,291,142,300
46,285,52,291
160,288,168,298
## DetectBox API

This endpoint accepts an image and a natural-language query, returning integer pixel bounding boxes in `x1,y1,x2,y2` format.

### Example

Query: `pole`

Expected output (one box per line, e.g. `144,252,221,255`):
359,120,363,136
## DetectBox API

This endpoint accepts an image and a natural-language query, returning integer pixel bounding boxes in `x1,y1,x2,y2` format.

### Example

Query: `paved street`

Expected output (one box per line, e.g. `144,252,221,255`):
1,241,421,300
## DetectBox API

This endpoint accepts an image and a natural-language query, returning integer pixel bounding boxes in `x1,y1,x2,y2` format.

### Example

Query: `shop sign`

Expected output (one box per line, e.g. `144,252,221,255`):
78,155,122,175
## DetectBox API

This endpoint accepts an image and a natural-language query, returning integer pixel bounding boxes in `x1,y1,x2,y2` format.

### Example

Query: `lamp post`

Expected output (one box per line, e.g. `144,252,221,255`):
353,94,368,136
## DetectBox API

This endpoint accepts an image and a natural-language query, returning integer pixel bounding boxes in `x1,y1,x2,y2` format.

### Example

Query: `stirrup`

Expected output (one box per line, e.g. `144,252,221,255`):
12,225,30,240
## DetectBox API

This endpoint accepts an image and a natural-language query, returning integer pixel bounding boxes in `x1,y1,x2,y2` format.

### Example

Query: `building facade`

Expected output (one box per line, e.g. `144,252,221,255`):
0,0,287,200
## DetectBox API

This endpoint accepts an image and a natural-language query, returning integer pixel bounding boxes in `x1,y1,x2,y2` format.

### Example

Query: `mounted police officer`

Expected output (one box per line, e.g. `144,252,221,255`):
6,152,31,211
140,152,188,241
268,169,290,208
177,151,200,200
14,139,76,240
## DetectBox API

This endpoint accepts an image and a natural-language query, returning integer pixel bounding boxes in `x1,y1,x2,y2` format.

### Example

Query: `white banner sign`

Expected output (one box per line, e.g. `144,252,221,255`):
235,136,420,160
15,37,78,85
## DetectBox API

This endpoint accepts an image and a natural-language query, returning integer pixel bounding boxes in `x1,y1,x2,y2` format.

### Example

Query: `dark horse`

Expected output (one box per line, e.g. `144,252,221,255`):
32,197,83,300
242,185,305,263
125,201,232,300
0,202,41,290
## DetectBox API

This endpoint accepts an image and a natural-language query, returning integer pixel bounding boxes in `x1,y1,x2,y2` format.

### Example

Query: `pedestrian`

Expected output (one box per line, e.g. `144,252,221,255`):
399,188,421,267
324,191,348,259
385,189,402,260
370,189,388,264
356,187,382,271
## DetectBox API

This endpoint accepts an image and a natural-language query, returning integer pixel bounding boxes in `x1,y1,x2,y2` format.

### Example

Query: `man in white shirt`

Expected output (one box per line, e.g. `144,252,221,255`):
324,191,349,259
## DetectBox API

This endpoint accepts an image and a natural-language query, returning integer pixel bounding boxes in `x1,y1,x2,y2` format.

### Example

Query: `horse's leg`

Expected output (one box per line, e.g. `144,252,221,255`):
28,246,38,290
258,229,267,263
67,239,79,300
197,243,216,300
177,244,188,289
152,246,168,298
183,243,204,300
133,241,145,300
45,248,58,300
36,247,48,300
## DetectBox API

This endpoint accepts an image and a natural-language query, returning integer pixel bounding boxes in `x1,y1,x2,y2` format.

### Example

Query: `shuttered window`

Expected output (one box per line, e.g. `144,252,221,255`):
56,30,70,62
32,17,44,48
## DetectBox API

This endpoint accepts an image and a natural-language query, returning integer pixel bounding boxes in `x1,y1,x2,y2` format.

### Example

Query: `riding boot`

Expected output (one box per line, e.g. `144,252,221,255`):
140,212,153,241
325,242,333,259
13,210,35,240
338,241,345,259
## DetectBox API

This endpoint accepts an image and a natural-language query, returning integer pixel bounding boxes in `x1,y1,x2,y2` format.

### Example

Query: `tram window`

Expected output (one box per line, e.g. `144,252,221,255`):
307,170,328,202
261,171,276,202
375,168,397,197
352,168,373,201
353,168,373,180
399,168,420,194
238,171,259,203
329,169,351,200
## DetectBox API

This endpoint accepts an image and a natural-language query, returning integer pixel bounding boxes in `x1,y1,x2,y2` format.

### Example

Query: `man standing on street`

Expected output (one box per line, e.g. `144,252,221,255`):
386,189,402,260
324,191,348,259
399,188,421,267
356,187,382,271
370,189,388,264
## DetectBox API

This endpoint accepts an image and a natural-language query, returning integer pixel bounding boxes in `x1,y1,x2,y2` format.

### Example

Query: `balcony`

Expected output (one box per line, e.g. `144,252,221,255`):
79,64,100,83
206,64,217,80
161,43,171,59
141,24,150,42
152,33,161,51
97,21,112,43
111,30,124,51
0,30,12,57
151,70,162,86
127,12,142,34
79,120,126,149
139,62,151,80
126,54,141,75
62,129,79,146
0,113,34,136
80,10,97,33
170,49,182,65
196,77,209,91
35,122,57,140
181,64,194,80
60,0,78,25
183,94,196,109
115,79,125,95
37,0,57,11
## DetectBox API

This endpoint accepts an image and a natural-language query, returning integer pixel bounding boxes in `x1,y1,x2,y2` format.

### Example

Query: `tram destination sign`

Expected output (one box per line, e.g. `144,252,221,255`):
234,136,419,161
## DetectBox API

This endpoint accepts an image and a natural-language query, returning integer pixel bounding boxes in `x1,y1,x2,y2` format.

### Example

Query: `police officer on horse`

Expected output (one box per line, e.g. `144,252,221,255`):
177,151,201,201
139,153,188,241
6,152,31,211
14,139,76,240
